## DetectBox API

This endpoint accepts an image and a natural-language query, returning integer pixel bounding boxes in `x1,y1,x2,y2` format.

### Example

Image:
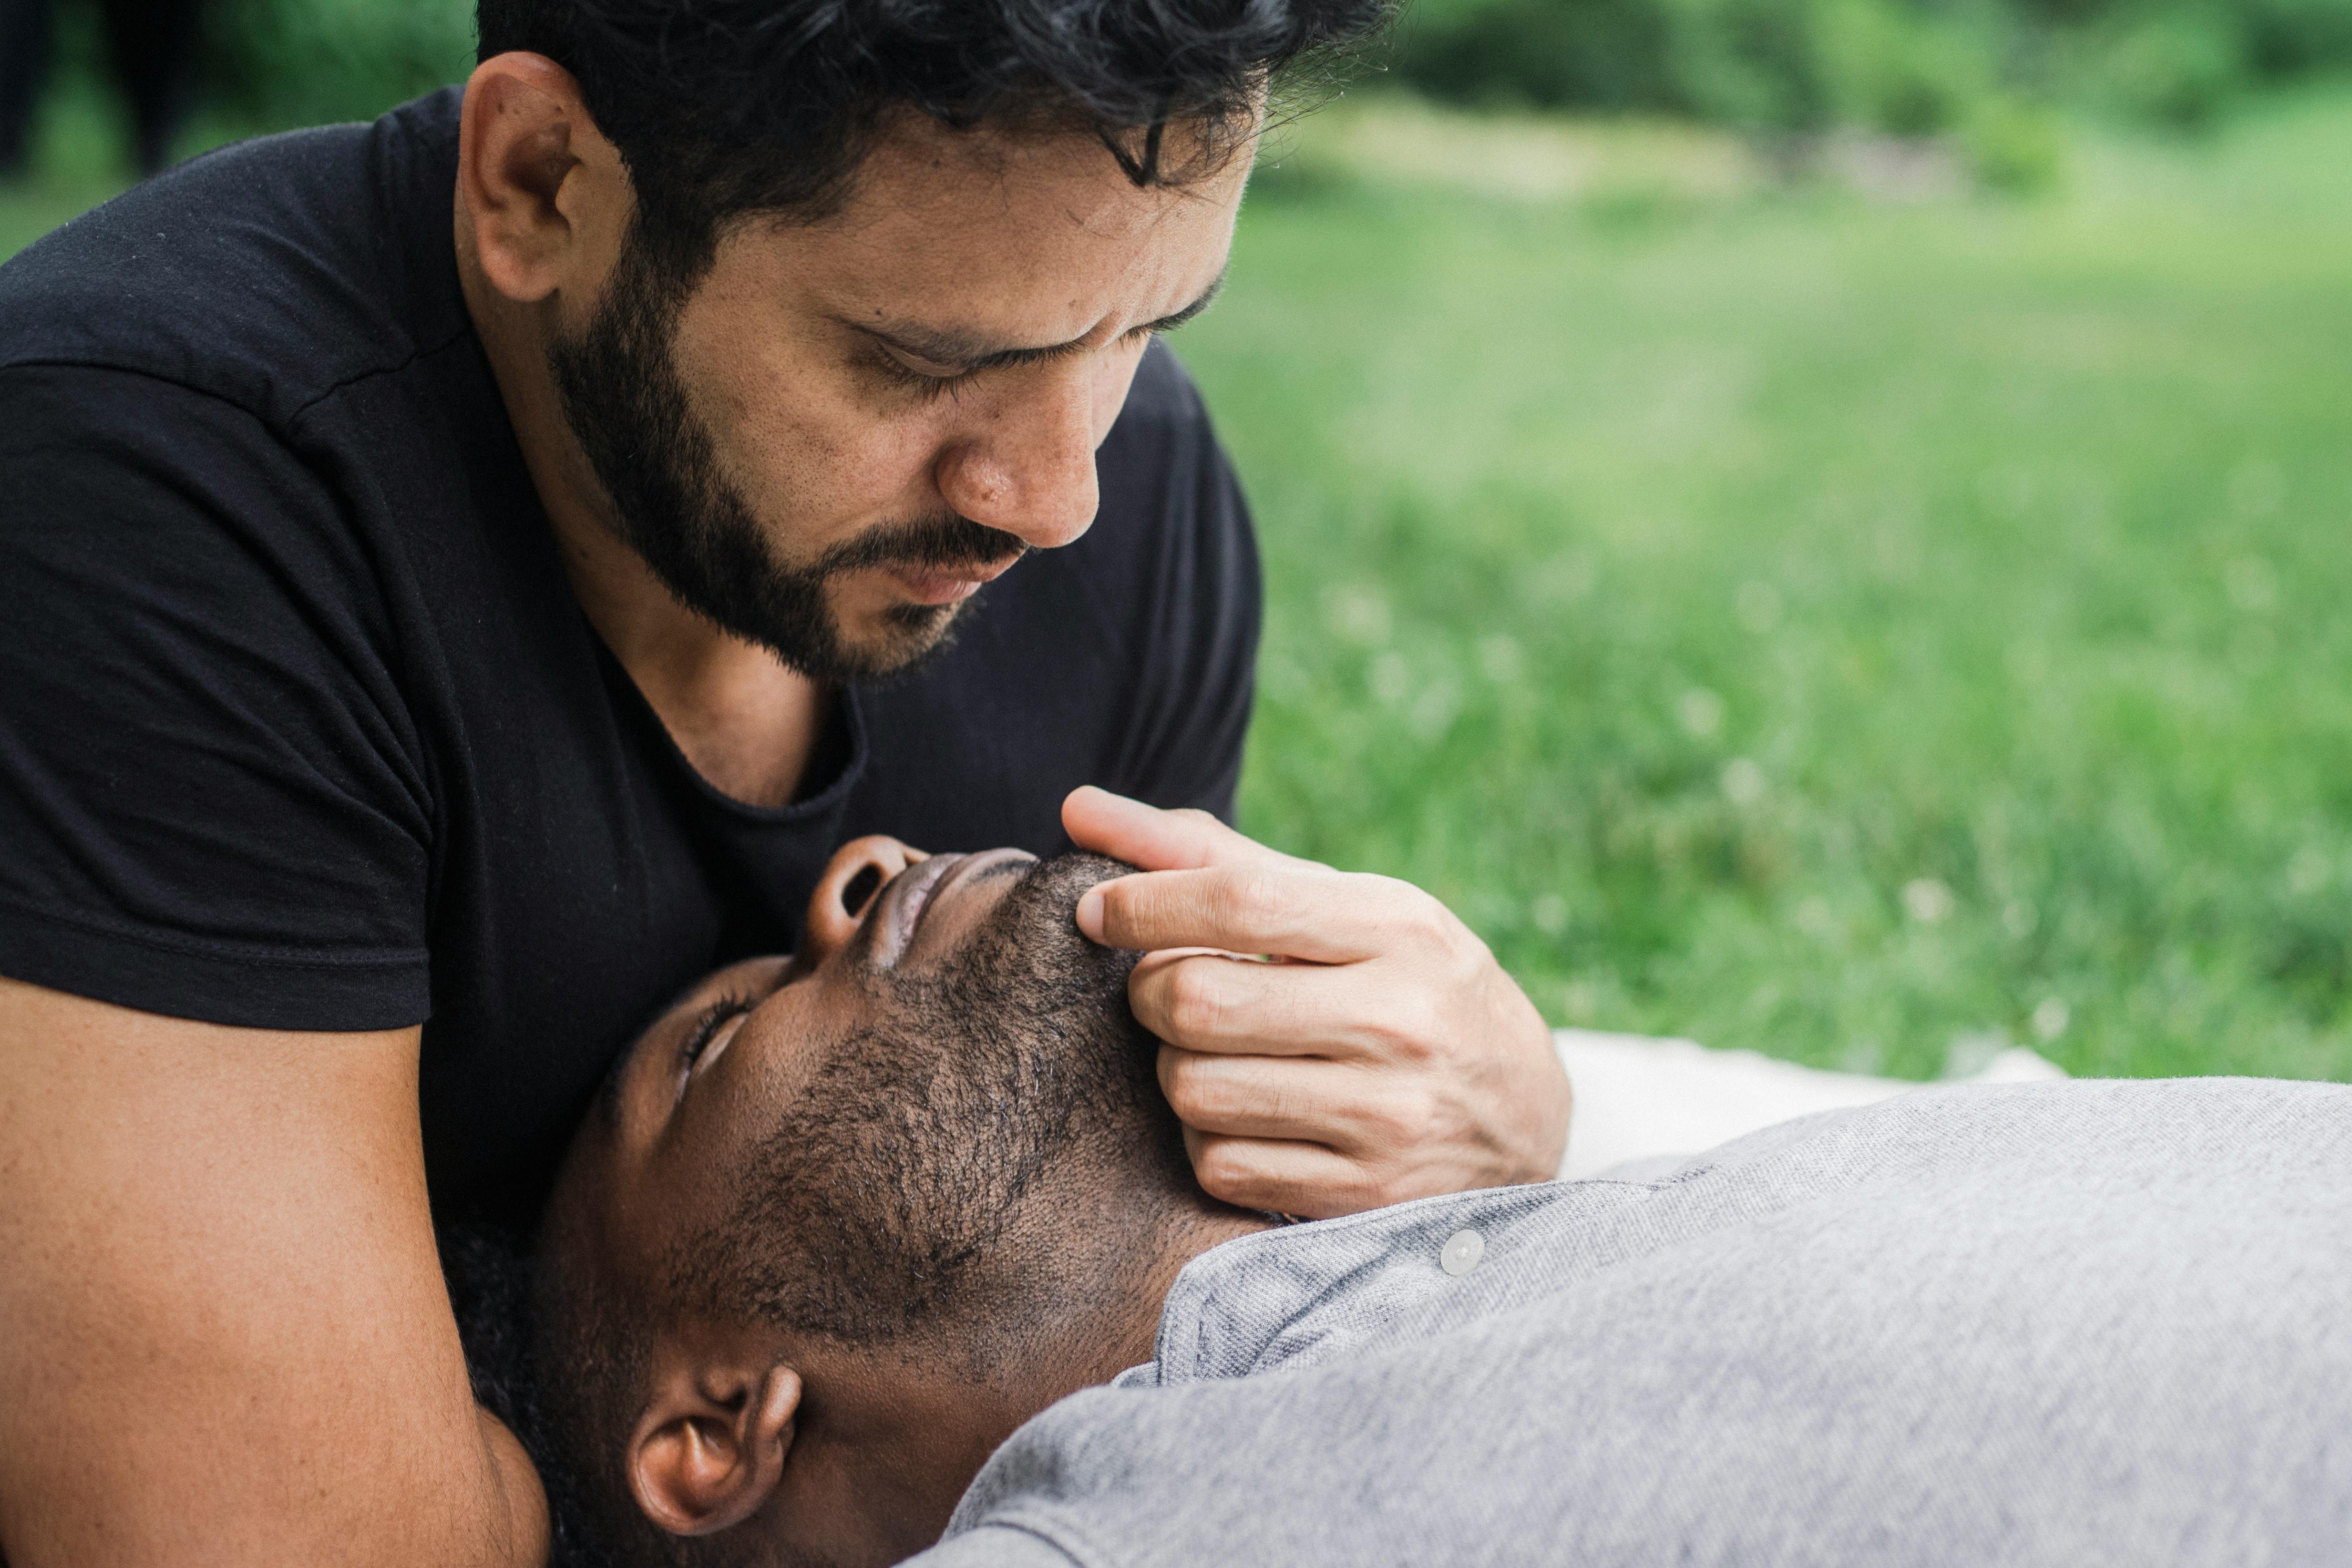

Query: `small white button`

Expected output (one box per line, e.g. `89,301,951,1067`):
1439,1228,1485,1277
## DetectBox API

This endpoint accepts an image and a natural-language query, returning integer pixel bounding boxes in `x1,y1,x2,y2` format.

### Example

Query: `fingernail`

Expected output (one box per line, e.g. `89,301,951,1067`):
1076,888,1106,943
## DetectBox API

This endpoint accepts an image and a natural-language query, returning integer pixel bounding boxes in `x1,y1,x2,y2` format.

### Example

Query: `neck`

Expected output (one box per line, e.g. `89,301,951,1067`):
807,1199,1271,1562
454,199,827,808
1095,1202,1277,1377
962,1195,1276,1455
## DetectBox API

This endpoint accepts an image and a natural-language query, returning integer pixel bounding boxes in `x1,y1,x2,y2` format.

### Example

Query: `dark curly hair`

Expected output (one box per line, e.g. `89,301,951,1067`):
442,1216,657,1568
475,0,1393,279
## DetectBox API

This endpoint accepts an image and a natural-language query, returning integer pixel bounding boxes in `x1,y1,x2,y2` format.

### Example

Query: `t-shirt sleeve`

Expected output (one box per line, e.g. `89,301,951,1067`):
0,364,434,1031
1095,343,1263,825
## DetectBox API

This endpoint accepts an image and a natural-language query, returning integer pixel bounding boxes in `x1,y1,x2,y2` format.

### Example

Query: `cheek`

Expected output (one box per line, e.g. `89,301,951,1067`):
716,980,868,1121
668,287,949,541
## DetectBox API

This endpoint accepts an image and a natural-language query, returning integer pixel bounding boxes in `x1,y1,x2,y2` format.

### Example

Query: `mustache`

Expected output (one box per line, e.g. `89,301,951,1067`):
812,512,1028,580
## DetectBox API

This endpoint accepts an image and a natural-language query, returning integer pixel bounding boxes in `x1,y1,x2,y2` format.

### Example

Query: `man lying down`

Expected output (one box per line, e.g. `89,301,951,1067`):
486,845,2352,1568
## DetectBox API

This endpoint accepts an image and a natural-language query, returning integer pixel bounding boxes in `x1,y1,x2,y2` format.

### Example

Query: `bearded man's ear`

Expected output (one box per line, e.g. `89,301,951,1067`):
456,51,630,305
627,1359,804,1536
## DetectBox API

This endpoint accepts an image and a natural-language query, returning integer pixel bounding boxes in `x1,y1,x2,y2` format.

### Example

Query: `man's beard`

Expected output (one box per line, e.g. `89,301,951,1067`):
667,853,1191,1357
545,231,1027,681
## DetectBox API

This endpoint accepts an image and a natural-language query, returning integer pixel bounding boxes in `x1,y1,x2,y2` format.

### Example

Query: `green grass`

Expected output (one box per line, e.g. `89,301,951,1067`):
1190,88,2352,1082
7,82,2351,1083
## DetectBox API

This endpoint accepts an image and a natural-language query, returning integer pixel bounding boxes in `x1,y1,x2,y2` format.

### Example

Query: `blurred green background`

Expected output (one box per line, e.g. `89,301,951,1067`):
5,2,2350,1083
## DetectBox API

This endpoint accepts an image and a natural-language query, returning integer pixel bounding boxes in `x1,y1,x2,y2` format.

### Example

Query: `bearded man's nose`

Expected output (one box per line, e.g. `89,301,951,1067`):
802,836,924,960
932,377,1101,552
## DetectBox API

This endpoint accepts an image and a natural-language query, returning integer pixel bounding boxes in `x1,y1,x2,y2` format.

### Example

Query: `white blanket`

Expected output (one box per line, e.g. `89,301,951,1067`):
1554,1029,2066,1179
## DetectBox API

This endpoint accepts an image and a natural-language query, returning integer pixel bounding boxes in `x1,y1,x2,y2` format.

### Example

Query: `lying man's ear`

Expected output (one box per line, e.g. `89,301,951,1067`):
627,1353,804,1537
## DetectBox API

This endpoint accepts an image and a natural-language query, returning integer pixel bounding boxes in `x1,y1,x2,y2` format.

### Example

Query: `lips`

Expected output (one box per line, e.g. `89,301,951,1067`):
886,553,1024,606
873,853,965,968
867,849,1037,968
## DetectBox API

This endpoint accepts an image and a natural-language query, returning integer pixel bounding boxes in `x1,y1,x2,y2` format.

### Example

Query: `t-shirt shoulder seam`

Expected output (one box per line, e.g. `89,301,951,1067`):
0,320,475,431
285,320,475,424
0,886,427,973
0,355,286,429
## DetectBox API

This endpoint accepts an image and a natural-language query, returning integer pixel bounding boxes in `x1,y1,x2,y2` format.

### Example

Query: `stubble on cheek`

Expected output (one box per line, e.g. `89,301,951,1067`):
668,258,945,571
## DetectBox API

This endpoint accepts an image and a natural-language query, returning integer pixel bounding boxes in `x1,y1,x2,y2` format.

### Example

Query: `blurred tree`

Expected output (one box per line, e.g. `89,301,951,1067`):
11,0,2347,178
1,0,206,175
2093,7,2249,127
1389,0,2352,133
202,0,474,127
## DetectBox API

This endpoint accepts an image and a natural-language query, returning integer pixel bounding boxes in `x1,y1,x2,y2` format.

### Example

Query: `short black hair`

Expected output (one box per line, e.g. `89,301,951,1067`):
438,1223,634,1568
475,0,1393,279
446,1210,672,1568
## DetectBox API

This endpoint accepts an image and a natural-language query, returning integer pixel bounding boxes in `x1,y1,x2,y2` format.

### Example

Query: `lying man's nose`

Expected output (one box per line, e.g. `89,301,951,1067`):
802,835,925,961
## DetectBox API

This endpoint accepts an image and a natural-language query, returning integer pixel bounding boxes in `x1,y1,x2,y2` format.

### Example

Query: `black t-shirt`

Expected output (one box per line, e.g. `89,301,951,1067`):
0,89,1260,1225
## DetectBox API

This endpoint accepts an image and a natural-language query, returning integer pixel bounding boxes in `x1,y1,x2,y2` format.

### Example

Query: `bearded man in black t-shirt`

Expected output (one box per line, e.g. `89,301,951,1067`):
0,3,1573,1561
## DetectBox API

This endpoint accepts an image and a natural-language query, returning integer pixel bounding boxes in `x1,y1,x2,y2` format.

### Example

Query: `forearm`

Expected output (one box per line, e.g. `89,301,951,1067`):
1,1421,547,1568
479,1408,555,1568
0,982,549,1567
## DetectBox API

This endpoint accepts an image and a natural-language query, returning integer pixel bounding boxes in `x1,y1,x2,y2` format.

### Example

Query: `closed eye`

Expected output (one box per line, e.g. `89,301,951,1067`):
854,271,1223,402
676,993,756,1101
870,345,979,402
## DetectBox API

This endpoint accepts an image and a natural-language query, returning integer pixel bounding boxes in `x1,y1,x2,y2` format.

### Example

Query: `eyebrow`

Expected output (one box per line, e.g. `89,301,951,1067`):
846,266,1229,374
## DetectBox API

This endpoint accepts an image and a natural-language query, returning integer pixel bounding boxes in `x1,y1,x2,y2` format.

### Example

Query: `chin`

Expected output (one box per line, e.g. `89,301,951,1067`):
831,599,964,681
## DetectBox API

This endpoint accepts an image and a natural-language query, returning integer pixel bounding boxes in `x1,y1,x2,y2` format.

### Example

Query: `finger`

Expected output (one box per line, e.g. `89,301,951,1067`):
1159,1047,1427,1158
1183,1128,1387,1220
1061,786,1246,872
1130,950,1417,1062
1062,787,1304,876
1084,863,1411,963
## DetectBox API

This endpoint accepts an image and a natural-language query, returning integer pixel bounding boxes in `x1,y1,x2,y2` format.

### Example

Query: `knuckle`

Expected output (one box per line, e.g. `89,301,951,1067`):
1163,962,1235,1042
1192,1142,1262,1205
1372,997,1447,1067
1128,974,1176,1038
1166,1058,1240,1123
1156,1046,1196,1102
1448,928,1497,984
1222,867,1291,933
1359,1088,1435,1156
1366,875,1443,939
1409,895,1462,951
